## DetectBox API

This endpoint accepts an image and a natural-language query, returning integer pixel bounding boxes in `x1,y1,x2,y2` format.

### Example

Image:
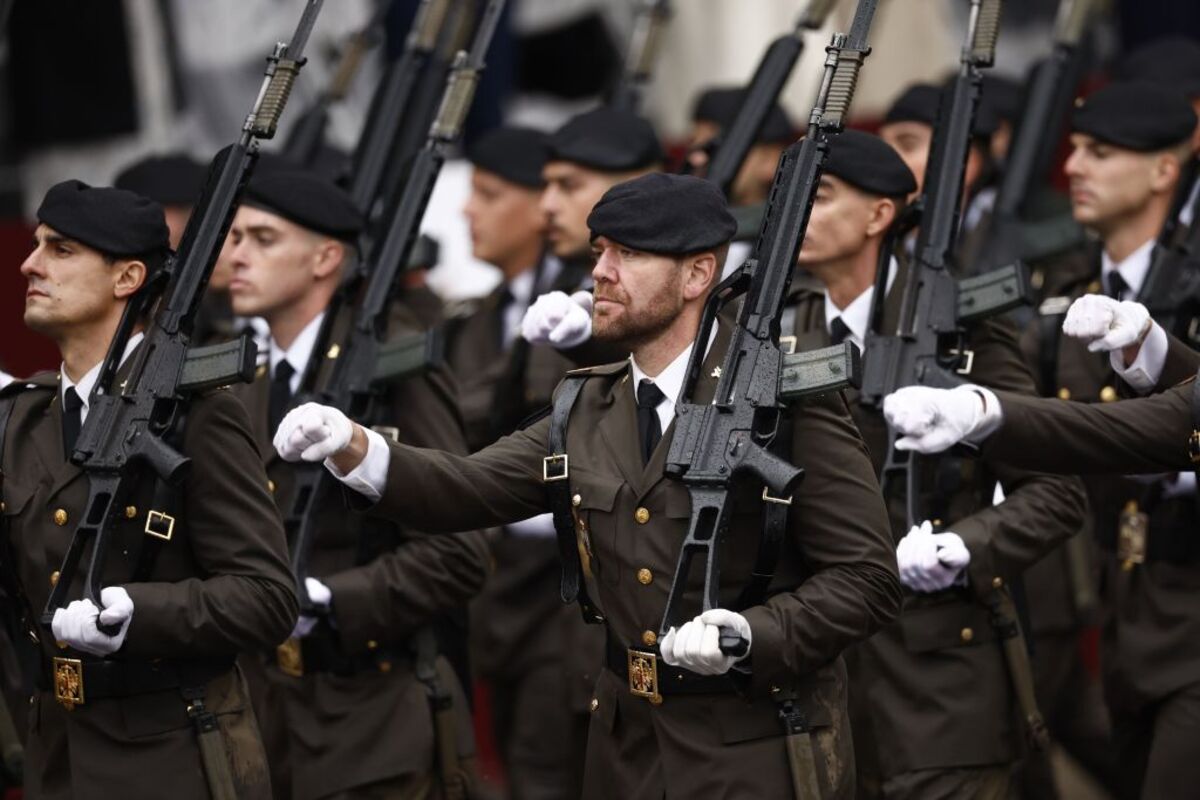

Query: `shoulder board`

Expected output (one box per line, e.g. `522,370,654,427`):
565,360,629,377
0,370,58,399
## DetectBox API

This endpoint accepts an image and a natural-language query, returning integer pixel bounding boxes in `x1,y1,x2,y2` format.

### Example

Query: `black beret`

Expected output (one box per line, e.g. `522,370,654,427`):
883,82,998,140
1072,81,1197,151
114,153,207,208
243,167,363,242
37,179,169,257
588,173,735,255
548,107,664,172
1116,36,1200,98
692,86,794,144
824,130,917,198
467,126,551,188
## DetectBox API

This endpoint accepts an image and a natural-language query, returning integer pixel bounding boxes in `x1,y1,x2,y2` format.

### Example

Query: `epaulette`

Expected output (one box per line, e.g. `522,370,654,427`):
564,360,629,377
1037,296,1073,316
0,371,58,399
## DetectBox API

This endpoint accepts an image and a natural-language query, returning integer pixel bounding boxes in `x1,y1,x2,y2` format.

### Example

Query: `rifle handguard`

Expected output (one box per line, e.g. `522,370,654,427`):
253,53,305,138
968,0,1003,66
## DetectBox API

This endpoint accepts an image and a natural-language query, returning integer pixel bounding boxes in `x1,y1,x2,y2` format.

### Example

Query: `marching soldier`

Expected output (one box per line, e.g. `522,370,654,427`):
687,86,794,207
783,130,1088,798
0,181,297,799
223,168,489,800
275,173,903,799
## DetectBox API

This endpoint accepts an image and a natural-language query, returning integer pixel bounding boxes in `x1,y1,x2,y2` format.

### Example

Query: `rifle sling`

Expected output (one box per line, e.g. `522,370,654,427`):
413,626,466,800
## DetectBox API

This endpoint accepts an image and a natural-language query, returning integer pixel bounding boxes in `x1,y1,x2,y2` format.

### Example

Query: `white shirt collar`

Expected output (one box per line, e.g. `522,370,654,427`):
269,312,325,394
1100,238,1155,299
823,256,898,351
61,332,144,421
629,327,718,432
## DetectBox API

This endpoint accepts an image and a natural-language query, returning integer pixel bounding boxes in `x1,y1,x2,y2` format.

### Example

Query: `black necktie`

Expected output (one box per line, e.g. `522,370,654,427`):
1107,272,1129,301
62,386,83,460
829,316,852,345
269,360,296,436
636,380,666,465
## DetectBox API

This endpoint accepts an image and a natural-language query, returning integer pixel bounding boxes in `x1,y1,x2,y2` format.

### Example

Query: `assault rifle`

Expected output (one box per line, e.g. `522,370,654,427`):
43,1,325,625
859,0,1029,527
285,0,505,614
659,0,879,651
702,0,837,197
609,0,672,112
1139,165,1200,347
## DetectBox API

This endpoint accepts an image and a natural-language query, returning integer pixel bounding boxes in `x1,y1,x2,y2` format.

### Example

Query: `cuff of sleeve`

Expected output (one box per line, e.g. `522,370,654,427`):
953,519,997,599
325,427,390,503
965,385,1003,444
740,605,787,699
1111,321,1167,395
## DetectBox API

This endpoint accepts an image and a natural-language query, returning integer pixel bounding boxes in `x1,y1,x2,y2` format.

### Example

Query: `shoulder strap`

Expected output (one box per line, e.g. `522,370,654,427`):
1036,310,1065,398
546,375,603,625
734,414,794,611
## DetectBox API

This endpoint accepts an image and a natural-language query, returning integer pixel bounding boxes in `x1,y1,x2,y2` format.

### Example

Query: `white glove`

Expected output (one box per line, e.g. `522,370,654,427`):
884,384,1001,454
520,290,593,348
659,608,752,676
274,402,354,463
50,586,134,656
896,521,971,592
292,577,332,638
1062,294,1151,353
506,512,556,538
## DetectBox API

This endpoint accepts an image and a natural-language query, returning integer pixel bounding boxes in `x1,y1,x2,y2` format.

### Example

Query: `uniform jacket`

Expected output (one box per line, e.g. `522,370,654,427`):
360,317,902,800
0,367,297,800
785,257,1088,778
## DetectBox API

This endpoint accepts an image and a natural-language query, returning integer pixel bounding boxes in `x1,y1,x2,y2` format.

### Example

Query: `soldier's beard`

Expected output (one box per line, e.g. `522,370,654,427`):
592,273,684,350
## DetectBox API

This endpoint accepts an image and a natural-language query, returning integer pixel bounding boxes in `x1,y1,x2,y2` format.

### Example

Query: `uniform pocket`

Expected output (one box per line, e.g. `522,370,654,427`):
571,472,624,587
897,594,997,653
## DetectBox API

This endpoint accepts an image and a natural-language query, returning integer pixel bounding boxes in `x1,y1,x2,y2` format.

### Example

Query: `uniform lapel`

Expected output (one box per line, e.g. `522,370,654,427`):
596,365,645,490
244,366,275,463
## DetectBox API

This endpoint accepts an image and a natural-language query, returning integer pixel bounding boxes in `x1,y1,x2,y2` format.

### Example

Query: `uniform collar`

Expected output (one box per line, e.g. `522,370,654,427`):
1100,238,1155,298
823,255,898,350
269,311,325,382
628,325,718,413
60,332,143,417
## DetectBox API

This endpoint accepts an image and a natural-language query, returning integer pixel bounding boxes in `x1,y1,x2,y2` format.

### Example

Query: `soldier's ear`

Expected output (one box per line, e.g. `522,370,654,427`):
312,239,346,280
681,251,718,301
111,258,147,300
865,198,898,238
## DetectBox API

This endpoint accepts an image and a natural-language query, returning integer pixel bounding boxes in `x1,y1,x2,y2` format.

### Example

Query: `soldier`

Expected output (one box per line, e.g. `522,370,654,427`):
783,130,1088,798
275,173,903,799
447,125,591,800
224,167,488,800
0,180,297,798
113,153,207,249
686,85,794,207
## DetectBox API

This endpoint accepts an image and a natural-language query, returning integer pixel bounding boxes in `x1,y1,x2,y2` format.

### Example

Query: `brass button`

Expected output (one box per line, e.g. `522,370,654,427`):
0,501,6,512
641,630,657,647
635,507,651,524
268,480,277,493
56,640,68,650
378,660,392,673
589,698,599,712
53,508,68,526
49,571,60,587
1100,386,1117,403
255,364,268,379
637,568,653,585
932,519,943,528
366,640,378,651
1056,387,1071,401
960,627,974,643
124,505,137,519
1086,279,1102,293
992,576,1003,589
572,493,582,507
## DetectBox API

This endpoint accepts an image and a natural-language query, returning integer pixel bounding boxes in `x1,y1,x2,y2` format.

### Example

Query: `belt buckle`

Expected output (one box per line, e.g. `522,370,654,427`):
53,657,85,710
626,648,662,704
276,637,304,677
1189,430,1200,464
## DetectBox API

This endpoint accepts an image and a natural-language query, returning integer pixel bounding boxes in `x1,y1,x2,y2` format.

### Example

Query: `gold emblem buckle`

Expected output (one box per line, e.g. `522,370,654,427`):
1189,430,1200,464
276,637,304,677
543,454,569,482
627,649,661,703
53,657,85,710
144,510,175,541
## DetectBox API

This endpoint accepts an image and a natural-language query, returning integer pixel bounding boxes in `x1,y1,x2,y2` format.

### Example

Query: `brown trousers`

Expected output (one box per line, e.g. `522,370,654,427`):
1112,681,1200,800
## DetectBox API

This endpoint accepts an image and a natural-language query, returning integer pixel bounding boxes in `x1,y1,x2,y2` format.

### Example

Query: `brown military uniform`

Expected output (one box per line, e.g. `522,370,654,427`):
356,317,903,799
443,257,603,799
0,369,298,800
234,313,489,800
1021,248,1200,799
784,258,1088,798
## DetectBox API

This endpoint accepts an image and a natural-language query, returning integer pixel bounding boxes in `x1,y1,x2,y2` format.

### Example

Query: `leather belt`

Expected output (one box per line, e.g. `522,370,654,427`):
604,630,735,699
47,657,233,710
275,631,406,678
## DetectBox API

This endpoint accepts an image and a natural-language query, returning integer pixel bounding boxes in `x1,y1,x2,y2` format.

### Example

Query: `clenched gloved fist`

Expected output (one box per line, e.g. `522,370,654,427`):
520,290,594,348
292,578,332,638
1062,294,1151,353
896,521,971,593
274,403,354,463
659,609,752,676
51,586,134,656
883,384,1001,454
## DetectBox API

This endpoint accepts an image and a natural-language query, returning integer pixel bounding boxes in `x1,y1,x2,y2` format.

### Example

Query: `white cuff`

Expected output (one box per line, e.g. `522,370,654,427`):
965,385,1003,444
506,512,557,538
324,427,390,503
1110,321,1167,395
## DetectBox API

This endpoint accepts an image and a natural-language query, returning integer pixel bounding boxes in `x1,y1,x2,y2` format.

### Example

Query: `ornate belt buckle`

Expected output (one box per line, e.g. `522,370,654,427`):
53,657,85,710
627,648,661,704
276,637,304,677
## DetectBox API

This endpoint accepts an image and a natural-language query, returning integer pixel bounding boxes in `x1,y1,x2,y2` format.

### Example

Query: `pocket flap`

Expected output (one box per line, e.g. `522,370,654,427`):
571,473,623,512
898,595,997,653
1,479,35,517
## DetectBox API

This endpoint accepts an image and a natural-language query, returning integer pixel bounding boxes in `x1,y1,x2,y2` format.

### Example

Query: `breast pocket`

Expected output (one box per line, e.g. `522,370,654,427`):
570,472,624,587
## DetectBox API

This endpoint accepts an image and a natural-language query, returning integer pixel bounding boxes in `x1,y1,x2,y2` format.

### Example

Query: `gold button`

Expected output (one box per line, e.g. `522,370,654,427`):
268,480,276,493
960,627,974,643
366,640,378,651
56,640,68,650
1100,386,1117,403
124,505,137,519
49,571,60,587
53,509,68,526
641,630,658,647
589,698,599,712
1086,279,1102,293
572,494,582,507
992,576,1003,589
255,364,268,379
0,501,6,512
932,519,943,528
378,660,392,673
1056,387,1071,401
637,568,653,585
635,507,651,524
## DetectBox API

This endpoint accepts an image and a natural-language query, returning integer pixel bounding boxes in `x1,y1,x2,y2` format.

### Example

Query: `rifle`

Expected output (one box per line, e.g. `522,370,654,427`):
702,0,837,197
282,0,394,166
42,1,325,626
609,0,672,113
659,0,879,651
972,0,1098,274
859,0,1026,528
1139,163,1200,346
285,0,505,614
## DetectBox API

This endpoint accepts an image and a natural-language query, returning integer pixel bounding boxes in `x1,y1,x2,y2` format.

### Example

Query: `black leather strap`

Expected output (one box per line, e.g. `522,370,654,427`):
1037,311,1064,398
41,657,233,699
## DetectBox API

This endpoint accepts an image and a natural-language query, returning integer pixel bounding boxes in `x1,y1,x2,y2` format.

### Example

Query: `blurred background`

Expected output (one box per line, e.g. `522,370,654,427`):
0,0,1196,376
